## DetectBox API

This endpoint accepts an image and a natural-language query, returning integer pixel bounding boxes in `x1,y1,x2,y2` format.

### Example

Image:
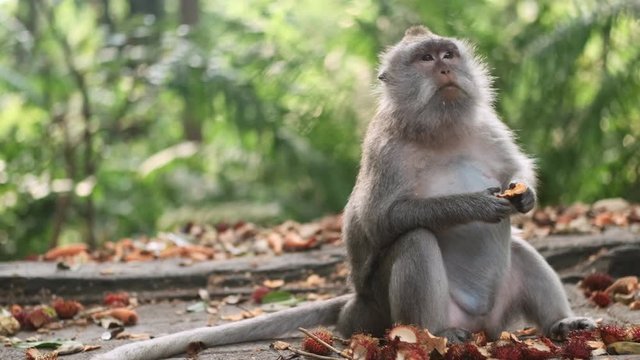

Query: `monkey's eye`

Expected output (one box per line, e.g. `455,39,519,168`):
443,51,454,59
421,54,434,61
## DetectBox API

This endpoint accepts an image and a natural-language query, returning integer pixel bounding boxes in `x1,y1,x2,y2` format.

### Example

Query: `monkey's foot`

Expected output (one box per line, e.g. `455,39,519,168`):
437,327,472,344
549,316,596,340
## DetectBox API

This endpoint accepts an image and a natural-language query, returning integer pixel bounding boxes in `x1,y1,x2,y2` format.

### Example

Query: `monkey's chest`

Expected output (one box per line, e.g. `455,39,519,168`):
416,157,499,197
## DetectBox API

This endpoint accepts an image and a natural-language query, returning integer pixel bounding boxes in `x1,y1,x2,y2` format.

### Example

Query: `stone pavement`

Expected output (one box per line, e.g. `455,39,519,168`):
1,228,639,359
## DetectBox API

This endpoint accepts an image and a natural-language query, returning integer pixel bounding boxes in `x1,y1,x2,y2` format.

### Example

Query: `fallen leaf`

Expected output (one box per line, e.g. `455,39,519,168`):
56,341,84,355
271,341,290,351
93,308,137,326
261,290,297,305
0,310,20,336
420,329,447,355
605,276,638,295
263,279,285,289
186,341,205,358
44,244,88,261
305,274,326,287
186,302,206,313
607,341,640,355
222,295,241,305
115,332,152,340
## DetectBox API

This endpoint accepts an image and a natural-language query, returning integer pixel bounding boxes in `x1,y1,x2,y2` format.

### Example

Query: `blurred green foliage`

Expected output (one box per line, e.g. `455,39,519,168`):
0,0,639,259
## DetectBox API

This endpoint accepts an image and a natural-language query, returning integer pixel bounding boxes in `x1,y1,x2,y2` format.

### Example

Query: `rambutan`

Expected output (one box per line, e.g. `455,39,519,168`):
52,298,82,319
24,306,56,330
350,334,381,360
580,272,614,293
629,326,640,342
590,291,611,308
567,329,597,341
396,343,429,360
387,325,422,343
380,337,401,360
445,343,486,360
539,337,561,353
598,324,627,345
560,337,590,359
490,342,524,360
103,292,130,307
521,346,554,360
301,327,334,356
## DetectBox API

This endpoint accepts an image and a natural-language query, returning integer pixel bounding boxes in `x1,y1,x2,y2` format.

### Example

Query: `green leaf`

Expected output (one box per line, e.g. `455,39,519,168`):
14,340,65,349
261,290,298,305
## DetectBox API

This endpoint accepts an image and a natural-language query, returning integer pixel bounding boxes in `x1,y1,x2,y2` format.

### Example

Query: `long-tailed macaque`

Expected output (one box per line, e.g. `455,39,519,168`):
93,26,594,360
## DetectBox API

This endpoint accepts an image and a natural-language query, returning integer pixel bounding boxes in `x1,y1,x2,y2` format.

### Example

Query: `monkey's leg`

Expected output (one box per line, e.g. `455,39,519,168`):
386,229,449,333
492,237,595,339
337,295,390,337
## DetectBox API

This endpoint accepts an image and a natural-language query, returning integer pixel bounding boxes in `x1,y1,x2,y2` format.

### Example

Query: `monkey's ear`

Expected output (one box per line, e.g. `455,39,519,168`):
377,71,388,82
404,25,431,38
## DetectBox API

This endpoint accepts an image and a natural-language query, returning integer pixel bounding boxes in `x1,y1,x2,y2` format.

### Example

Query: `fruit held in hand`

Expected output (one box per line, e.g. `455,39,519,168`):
497,182,528,198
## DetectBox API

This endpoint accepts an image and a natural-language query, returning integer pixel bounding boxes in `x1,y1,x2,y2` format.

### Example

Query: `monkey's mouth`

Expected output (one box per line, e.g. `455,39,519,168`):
438,84,464,100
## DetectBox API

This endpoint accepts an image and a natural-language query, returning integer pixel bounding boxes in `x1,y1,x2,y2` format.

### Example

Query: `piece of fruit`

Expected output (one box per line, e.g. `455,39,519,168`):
387,325,421,343
301,328,334,356
350,334,380,360
52,298,83,319
497,183,528,198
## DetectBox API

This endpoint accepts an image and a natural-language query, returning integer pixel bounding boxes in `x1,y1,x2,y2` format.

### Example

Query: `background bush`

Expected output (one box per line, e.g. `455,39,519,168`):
0,0,639,259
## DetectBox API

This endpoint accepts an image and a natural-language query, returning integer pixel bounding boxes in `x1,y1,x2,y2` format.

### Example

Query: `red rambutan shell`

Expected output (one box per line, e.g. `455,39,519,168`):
581,272,614,293
560,337,591,359
302,328,334,356
52,298,82,319
629,326,640,342
590,291,612,308
396,343,429,360
445,343,487,360
491,342,524,360
598,323,627,345
350,334,381,360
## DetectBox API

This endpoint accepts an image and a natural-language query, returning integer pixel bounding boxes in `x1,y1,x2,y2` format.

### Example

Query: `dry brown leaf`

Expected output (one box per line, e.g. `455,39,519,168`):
44,244,88,261
305,274,326,287
266,233,284,255
93,308,138,326
263,279,285,289
605,276,638,295
282,231,318,251
421,329,447,355
271,340,290,351
115,332,152,340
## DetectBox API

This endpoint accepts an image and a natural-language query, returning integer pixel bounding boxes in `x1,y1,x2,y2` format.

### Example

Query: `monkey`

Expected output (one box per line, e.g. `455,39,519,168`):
92,26,594,360
335,25,595,342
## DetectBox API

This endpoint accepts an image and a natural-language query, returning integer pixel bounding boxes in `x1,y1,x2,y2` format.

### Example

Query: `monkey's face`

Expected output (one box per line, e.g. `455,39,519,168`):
410,40,471,103
378,35,490,119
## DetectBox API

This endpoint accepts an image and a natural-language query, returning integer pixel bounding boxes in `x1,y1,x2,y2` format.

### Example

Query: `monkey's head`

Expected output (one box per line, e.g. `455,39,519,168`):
377,26,493,127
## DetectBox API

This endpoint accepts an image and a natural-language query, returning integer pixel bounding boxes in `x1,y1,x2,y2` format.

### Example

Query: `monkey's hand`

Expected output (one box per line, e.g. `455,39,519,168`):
473,187,512,223
506,182,535,213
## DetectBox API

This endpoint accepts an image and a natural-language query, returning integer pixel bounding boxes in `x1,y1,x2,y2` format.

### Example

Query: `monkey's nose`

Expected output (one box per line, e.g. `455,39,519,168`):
440,69,450,74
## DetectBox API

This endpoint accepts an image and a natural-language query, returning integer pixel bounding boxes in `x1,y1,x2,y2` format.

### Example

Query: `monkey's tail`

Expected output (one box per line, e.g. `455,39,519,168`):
92,294,352,360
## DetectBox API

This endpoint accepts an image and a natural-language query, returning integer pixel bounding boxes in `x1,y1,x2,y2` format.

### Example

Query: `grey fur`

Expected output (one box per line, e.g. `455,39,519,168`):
337,26,594,340
92,27,594,360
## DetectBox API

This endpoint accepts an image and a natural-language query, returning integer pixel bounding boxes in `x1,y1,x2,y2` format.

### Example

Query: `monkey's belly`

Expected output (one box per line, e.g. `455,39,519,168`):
437,220,511,316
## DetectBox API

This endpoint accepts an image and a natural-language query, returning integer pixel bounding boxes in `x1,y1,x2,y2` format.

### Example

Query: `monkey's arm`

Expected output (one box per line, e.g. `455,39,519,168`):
364,189,511,248
491,122,537,213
